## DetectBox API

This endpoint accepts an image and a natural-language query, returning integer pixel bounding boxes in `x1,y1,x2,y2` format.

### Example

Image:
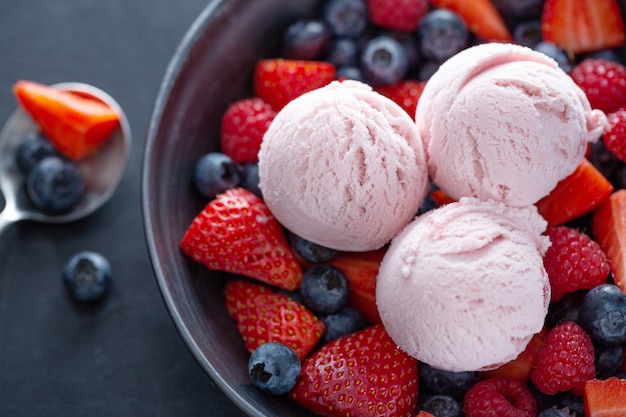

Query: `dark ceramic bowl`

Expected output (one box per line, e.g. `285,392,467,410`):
142,1,322,416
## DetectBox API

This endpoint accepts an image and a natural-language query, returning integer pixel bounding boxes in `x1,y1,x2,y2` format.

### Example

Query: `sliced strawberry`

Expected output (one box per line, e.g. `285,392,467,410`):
584,377,626,417
541,0,625,54
253,59,336,111
592,189,626,292
375,80,426,117
430,188,456,207
366,0,429,32
416,412,436,417
291,324,418,417
536,158,614,227
13,80,120,161
481,327,549,382
326,249,386,324
180,187,302,290
429,0,511,41
220,97,276,163
224,280,324,360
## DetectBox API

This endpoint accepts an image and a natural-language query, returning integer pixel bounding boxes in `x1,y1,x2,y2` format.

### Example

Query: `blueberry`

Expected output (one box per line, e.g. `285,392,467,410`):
418,61,440,80
323,0,368,38
419,9,469,63
546,291,585,328
594,343,625,379
361,35,409,85
283,19,331,60
418,362,479,400
321,307,365,343
62,251,112,302
289,233,338,263
239,162,262,198
300,264,349,315
326,37,360,67
336,65,365,81
421,395,462,417
580,284,626,345
585,48,625,63
555,392,584,416
538,405,576,417
492,0,544,17
27,156,84,214
512,20,542,48
248,342,301,395
194,152,240,199
15,131,58,175
534,41,572,73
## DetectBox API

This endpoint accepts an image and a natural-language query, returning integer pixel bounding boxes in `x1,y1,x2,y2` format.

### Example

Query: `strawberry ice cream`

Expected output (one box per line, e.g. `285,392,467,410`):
416,43,608,207
258,80,429,252
376,197,551,372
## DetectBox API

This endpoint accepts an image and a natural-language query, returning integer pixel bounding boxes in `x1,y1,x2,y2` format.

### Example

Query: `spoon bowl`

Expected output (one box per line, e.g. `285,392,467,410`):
0,82,131,235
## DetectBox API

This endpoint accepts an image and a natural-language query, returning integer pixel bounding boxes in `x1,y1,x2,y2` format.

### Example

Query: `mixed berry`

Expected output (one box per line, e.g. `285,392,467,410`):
180,0,626,415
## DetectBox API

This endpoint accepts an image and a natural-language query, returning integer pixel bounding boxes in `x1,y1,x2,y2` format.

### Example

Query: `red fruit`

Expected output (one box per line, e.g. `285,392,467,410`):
180,187,302,290
463,376,536,417
536,158,614,227
570,59,626,114
220,98,276,163
543,226,610,302
603,109,626,163
326,249,386,324
13,80,120,161
366,0,429,32
541,0,625,54
253,59,336,111
416,412,435,417
592,189,626,292
375,80,426,117
224,280,324,360
584,377,626,417
291,324,418,417
481,327,549,383
530,321,595,395
429,0,511,41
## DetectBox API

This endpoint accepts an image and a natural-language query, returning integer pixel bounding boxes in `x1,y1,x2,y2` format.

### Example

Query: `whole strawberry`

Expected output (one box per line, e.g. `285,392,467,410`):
180,187,302,290
224,280,324,360
463,376,536,417
220,98,276,163
365,0,429,32
375,80,426,117
291,324,418,417
603,108,626,163
543,226,610,302
570,59,626,114
530,321,596,395
254,59,336,111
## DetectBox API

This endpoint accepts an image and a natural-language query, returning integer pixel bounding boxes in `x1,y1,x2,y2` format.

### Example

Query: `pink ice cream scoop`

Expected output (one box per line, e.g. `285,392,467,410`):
376,197,551,372
416,43,608,207
258,80,429,252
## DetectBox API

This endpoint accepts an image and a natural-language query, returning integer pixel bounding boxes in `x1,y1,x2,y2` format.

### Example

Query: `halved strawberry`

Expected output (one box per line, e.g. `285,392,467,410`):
536,158,614,227
584,377,626,417
224,280,324,360
481,327,549,382
541,0,625,54
291,324,418,417
326,249,386,324
180,187,302,290
13,80,120,161
253,59,336,111
375,80,426,117
592,189,626,292
429,0,511,41
416,412,436,417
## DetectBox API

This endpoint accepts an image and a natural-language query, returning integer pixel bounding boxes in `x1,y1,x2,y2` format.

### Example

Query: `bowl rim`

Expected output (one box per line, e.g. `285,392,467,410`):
141,1,257,415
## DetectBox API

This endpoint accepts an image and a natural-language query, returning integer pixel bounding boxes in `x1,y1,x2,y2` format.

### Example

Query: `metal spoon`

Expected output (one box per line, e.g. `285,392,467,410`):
0,82,131,237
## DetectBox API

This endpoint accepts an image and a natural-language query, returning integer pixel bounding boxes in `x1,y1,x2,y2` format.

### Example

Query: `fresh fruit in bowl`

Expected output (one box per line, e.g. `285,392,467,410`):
143,0,626,416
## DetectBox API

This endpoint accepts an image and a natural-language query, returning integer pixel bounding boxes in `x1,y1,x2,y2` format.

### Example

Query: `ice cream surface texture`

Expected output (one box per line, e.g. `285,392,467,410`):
376,197,551,372
416,43,608,207
258,80,429,252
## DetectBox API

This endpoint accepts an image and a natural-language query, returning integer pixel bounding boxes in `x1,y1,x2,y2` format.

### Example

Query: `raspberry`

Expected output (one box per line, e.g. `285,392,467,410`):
220,98,276,163
570,59,626,114
530,322,595,395
603,108,626,163
365,0,429,32
463,376,536,417
543,226,610,302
